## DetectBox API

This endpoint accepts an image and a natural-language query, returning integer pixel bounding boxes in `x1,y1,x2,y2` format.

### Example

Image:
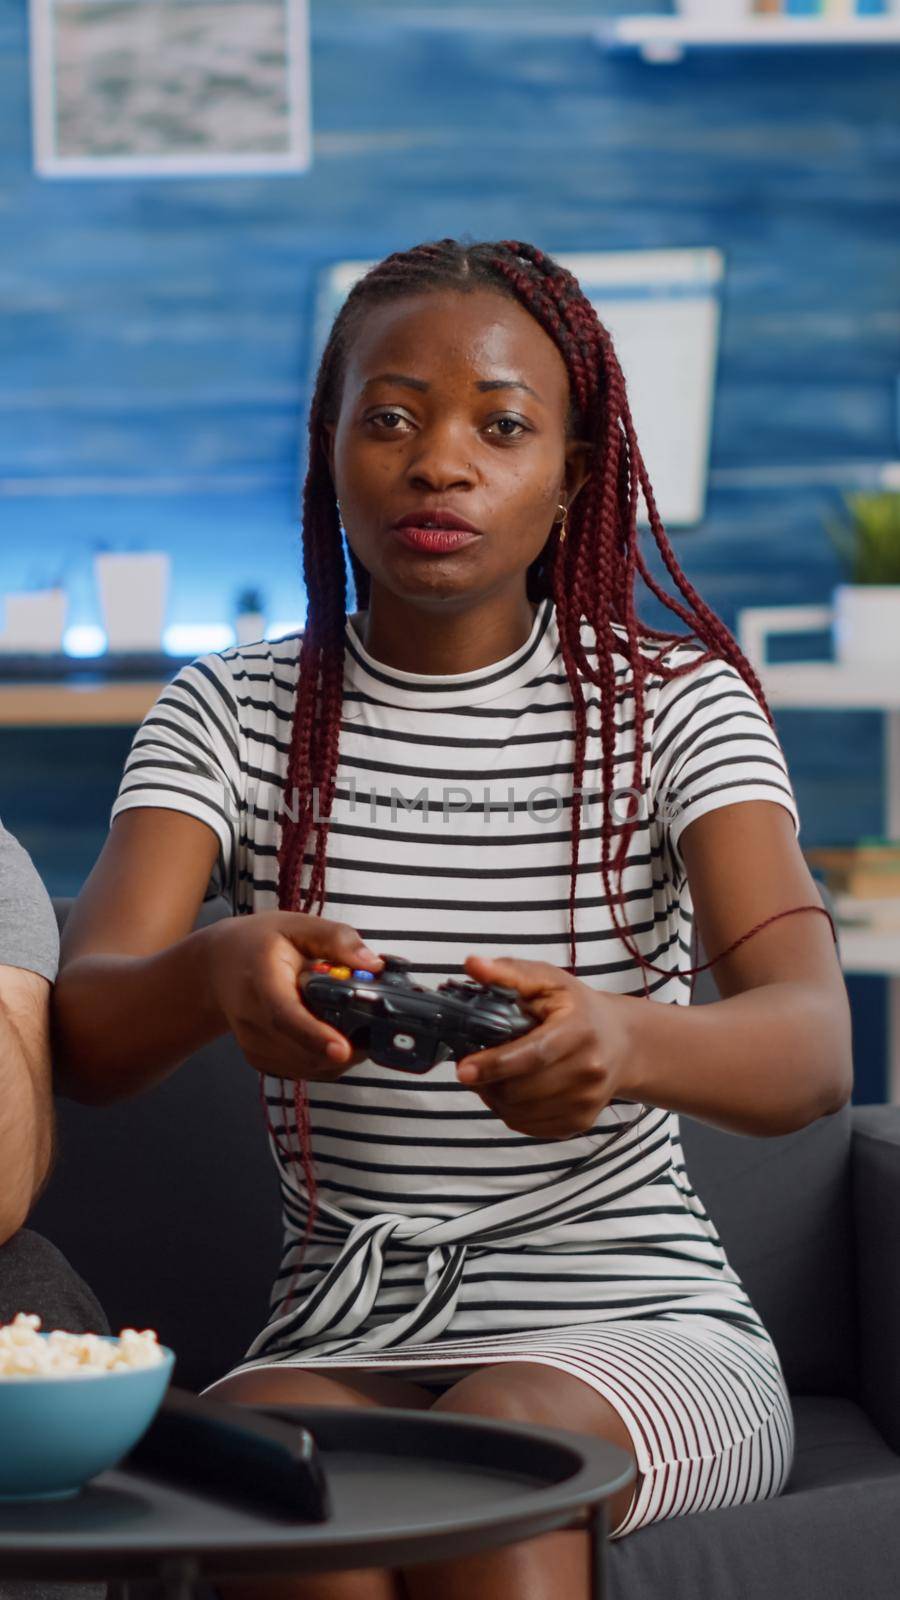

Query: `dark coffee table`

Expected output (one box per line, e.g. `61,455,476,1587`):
0,1403,634,1600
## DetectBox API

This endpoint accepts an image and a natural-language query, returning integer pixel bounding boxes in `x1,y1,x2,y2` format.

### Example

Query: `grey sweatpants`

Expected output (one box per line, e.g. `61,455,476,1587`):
0,1229,109,1600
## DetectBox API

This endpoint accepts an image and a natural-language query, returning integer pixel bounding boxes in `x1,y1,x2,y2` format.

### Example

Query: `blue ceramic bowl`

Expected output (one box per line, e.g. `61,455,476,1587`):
0,1335,174,1500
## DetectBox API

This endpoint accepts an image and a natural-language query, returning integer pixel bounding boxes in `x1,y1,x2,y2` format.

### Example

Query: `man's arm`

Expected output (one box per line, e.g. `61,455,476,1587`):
0,967,54,1244
0,822,61,1243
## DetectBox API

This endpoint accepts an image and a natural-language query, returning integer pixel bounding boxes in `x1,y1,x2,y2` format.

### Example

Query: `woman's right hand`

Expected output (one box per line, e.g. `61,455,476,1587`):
203,911,383,1083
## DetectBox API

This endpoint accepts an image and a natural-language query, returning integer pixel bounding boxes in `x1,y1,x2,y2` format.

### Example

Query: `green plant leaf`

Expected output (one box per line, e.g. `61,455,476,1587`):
823,492,900,585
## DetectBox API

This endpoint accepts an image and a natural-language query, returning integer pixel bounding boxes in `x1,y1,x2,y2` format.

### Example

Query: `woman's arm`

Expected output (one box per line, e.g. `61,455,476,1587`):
625,799,854,1136
52,809,229,1103
457,800,852,1141
53,808,383,1106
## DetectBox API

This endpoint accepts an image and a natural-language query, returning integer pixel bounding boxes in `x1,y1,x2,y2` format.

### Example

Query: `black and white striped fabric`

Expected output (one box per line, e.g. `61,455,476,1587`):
110,596,800,1537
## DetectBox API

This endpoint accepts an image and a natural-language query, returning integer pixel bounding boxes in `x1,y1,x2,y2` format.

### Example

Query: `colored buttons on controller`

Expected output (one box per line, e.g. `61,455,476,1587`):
328,965,352,979
311,961,332,973
351,969,376,981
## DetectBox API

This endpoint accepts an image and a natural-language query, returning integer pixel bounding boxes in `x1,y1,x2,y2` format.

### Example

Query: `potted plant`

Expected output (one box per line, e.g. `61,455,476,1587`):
825,491,900,669
234,586,267,646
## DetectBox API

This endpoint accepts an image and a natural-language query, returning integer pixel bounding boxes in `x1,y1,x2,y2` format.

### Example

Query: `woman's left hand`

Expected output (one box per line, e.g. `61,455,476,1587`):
454,954,640,1139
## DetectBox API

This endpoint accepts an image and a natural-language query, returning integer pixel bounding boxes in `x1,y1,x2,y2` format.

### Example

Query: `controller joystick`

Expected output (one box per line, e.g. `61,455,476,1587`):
299,954,534,1075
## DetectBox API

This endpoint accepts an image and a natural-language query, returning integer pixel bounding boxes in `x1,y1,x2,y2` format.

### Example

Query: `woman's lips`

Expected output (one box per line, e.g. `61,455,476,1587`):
391,525,481,554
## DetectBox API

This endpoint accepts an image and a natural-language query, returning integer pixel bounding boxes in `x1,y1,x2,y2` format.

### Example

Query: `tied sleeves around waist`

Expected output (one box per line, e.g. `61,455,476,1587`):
245,1115,671,1363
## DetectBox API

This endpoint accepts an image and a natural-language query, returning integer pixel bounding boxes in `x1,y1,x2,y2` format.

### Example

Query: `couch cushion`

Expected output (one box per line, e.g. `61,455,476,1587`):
678,1105,857,1398
607,1397,900,1600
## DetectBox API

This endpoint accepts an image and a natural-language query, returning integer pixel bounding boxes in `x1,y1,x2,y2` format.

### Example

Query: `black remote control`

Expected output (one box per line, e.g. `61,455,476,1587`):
299,954,534,1074
126,1385,331,1520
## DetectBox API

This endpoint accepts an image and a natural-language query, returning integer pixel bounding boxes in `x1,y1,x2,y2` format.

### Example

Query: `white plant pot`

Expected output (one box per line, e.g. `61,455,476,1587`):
675,0,750,20
832,584,900,670
235,610,266,646
94,552,170,652
0,588,67,653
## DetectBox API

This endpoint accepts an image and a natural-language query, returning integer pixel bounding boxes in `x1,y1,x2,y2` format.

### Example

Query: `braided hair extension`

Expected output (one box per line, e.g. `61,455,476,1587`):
264,238,836,1305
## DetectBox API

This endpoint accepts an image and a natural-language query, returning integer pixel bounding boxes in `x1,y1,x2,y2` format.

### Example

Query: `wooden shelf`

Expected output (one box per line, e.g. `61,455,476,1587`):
0,681,166,727
601,16,900,63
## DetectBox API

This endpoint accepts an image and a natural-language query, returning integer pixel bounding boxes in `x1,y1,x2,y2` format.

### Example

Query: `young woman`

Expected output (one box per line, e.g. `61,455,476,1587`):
54,238,852,1598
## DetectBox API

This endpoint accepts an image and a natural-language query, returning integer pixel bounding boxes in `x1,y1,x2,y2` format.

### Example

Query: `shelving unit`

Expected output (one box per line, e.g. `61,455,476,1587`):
0,681,166,727
600,16,900,65
0,651,191,727
738,607,900,1103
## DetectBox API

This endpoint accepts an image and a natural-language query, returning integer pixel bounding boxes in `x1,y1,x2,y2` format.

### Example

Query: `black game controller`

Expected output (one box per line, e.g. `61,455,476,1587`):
299,954,535,1074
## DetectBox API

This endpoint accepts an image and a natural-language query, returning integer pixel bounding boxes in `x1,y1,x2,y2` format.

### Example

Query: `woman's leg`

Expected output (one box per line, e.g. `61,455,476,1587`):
400,1361,641,1600
212,1364,434,1600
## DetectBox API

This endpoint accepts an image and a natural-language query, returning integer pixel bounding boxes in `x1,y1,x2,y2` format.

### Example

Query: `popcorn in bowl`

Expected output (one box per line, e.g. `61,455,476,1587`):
0,1313,174,1501
0,1313,167,1377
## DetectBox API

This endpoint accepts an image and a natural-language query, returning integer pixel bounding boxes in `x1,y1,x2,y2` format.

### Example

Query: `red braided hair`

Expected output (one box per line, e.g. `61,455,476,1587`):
264,238,835,1307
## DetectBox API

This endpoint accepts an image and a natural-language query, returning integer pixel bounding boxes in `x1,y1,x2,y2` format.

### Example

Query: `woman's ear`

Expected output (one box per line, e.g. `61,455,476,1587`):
562,439,594,513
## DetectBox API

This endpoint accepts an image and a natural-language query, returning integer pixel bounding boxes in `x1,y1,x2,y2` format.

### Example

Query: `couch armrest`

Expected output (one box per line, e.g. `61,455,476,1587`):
852,1103,900,1452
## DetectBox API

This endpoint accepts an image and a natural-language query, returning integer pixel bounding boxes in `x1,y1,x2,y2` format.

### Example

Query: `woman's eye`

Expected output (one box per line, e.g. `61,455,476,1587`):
367,411,528,439
488,417,528,439
370,410,408,431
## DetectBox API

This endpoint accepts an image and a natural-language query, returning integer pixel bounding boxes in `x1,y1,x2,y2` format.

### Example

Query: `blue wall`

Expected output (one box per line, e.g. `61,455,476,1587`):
1,0,898,1092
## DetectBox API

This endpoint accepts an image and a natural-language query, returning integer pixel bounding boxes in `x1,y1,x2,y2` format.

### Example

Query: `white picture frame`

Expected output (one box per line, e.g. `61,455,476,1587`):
311,248,725,529
29,0,311,178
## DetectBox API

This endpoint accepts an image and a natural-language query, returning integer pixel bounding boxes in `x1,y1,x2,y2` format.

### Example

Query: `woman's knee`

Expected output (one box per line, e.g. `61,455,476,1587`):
209,1365,434,1412
432,1360,633,1451
209,1366,382,1410
430,1363,542,1425
431,1361,641,1533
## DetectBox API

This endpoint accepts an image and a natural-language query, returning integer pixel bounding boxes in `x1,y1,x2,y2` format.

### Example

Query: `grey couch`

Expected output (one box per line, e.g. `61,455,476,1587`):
29,898,900,1599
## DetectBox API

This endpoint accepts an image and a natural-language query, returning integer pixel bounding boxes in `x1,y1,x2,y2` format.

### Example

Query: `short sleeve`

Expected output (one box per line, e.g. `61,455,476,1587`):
649,652,800,879
0,821,59,983
110,653,242,894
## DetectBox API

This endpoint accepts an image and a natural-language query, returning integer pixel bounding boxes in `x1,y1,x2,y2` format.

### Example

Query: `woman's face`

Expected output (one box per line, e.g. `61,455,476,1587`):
322,287,593,611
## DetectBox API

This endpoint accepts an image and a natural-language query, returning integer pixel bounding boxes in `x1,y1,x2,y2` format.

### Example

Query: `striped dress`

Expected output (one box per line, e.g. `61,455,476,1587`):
110,595,798,1539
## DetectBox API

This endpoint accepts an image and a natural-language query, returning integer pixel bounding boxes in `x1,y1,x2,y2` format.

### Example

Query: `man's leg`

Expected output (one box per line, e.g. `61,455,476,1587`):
0,1228,109,1335
0,1228,110,1600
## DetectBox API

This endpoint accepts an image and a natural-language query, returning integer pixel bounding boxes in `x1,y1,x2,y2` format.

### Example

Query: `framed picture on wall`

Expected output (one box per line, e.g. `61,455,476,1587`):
311,247,725,529
29,0,311,177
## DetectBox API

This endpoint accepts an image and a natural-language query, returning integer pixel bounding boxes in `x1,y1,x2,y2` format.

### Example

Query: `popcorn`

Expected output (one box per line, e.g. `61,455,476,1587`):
0,1313,165,1376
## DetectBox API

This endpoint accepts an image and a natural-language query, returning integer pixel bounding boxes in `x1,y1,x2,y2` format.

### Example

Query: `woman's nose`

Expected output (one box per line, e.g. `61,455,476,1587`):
404,422,478,490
